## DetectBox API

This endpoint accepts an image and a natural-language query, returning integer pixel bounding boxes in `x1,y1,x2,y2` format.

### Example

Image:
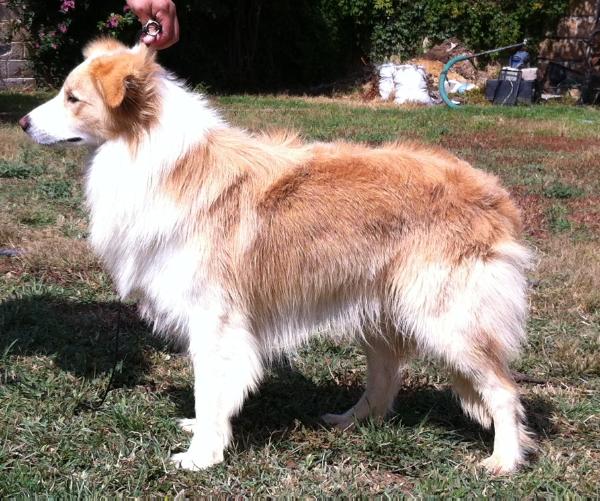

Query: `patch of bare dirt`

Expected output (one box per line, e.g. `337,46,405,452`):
510,186,550,238
443,133,600,153
357,469,415,494
566,196,600,233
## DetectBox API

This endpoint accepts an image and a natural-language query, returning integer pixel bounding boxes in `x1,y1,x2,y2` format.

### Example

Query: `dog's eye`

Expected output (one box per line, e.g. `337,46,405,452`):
67,93,80,104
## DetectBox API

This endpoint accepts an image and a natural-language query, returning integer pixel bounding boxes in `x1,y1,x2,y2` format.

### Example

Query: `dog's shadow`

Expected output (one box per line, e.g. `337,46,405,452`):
0,294,558,453
0,294,167,385
168,366,559,455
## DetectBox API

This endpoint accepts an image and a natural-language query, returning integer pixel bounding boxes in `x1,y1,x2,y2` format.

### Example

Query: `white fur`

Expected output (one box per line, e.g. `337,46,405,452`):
84,79,259,468
85,79,223,339
24,53,534,475
26,89,88,145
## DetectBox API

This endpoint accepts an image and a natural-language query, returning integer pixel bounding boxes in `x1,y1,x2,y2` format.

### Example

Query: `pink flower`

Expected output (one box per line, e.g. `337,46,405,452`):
51,43,57,49
107,14,120,29
123,5,130,12
58,22,68,33
60,0,75,13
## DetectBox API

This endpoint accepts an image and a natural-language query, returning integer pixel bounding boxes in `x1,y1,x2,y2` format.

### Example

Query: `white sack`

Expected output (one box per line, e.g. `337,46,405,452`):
378,63,396,100
377,63,432,105
393,65,432,105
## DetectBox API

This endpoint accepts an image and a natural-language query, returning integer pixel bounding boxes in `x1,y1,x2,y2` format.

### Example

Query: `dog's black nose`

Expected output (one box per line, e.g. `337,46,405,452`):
19,115,31,132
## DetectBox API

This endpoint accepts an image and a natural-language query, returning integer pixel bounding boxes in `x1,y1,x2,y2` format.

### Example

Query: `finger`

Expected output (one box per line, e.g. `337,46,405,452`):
171,12,180,43
134,13,152,44
142,28,170,49
152,7,178,49
168,14,180,46
126,0,150,23
139,18,163,47
141,34,156,46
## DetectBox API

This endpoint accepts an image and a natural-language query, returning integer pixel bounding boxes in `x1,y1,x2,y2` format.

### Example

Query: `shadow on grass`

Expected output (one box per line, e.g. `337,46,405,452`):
394,387,558,449
0,293,558,455
0,294,170,385
168,367,559,456
166,364,364,441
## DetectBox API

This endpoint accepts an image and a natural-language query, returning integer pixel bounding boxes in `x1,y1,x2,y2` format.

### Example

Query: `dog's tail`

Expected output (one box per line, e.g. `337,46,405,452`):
385,239,535,471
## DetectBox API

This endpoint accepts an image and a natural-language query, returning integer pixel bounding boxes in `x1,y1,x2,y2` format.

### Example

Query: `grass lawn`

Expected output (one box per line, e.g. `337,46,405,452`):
1,91,599,496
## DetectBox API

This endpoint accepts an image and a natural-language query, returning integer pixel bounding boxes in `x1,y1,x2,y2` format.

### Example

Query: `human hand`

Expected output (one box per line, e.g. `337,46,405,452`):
126,0,179,49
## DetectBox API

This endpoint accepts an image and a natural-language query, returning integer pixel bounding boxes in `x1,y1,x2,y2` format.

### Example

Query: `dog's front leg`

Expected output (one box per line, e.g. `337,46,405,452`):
171,309,263,471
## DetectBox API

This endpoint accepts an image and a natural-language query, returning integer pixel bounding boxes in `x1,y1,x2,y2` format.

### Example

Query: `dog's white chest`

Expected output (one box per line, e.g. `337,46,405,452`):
85,142,198,304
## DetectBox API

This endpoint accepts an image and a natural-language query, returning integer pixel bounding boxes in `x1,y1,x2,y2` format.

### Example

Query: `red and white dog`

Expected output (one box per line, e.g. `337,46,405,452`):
21,39,534,474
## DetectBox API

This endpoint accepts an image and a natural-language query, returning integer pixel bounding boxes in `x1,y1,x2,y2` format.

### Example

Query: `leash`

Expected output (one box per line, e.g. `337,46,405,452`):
73,21,162,415
74,303,123,414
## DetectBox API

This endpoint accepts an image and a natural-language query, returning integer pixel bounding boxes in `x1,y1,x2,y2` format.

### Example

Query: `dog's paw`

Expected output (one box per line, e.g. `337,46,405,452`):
321,412,355,431
170,449,223,471
176,418,196,434
479,454,520,476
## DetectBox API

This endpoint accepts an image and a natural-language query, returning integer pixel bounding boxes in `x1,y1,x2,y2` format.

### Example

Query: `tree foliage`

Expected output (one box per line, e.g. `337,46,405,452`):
5,0,570,90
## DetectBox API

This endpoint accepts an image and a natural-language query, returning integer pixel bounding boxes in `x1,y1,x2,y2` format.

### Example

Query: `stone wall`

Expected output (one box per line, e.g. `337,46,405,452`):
0,0,35,89
538,0,600,75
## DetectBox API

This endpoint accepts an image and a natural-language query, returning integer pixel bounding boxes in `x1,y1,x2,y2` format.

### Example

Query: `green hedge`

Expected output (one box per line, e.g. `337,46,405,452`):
356,0,571,62
6,0,569,90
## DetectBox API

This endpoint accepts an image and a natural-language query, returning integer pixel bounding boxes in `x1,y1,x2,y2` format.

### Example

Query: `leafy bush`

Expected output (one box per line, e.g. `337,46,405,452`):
161,0,354,91
328,0,570,63
5,0,570,90
6,0,137,87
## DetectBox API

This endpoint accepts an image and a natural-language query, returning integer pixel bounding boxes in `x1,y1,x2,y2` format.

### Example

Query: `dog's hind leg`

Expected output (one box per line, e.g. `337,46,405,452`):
171,309,263,471
409,247,535,474
451,365,535,473
413,321,533,475
450,372,492,430
449,353,535,475
322,336,408,429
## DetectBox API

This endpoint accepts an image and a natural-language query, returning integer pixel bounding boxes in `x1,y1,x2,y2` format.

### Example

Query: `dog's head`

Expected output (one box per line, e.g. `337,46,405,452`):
20,38,160,146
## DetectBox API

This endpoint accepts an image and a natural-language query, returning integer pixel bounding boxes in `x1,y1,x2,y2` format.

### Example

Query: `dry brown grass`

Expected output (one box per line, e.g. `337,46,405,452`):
533,237,600,319
567,196,600,233
19,236,101,286
0,128,26,160
529,236,600,376
0,211,21,247
546,150,600,193
450,132,600,154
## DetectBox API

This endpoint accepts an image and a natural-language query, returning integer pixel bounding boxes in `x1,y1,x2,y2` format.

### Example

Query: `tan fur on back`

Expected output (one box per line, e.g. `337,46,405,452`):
166,128,311,206
164,128,523,336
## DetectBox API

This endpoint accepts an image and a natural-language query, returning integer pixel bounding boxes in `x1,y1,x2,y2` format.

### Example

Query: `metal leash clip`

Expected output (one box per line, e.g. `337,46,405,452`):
142,19,162,38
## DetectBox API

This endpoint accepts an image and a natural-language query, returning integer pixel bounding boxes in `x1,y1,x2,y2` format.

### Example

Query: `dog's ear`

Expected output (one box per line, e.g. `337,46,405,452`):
89,54,135,108
83,37,127,59
89,47,156,109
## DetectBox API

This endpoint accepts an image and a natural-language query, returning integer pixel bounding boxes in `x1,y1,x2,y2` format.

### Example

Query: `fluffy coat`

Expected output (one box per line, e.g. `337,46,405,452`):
22,39,535,474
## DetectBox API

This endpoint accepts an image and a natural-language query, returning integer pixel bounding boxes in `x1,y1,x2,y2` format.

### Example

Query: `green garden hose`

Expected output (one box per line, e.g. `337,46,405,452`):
438,40,528,109
439,54,472,109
